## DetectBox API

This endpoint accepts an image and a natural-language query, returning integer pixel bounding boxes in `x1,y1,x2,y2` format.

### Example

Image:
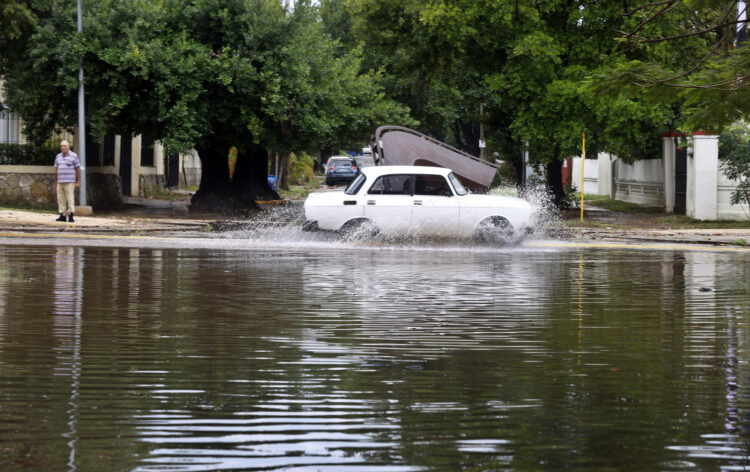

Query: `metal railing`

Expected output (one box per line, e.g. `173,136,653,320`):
0,142,60,165
0,108,68,165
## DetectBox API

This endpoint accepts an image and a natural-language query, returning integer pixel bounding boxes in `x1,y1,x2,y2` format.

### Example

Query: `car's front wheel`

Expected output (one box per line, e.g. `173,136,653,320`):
473,216,514,245
339,219,380,241
301,220,319,232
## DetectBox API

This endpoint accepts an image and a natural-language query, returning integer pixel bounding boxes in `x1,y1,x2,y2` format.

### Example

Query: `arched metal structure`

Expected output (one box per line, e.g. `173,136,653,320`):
371,126,499,191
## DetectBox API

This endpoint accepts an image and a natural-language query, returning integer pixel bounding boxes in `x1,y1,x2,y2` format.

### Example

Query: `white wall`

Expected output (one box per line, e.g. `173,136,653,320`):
570,153,613,196
570,156,600,194
717,165,750,220
613,158,665,207
569,136,749,220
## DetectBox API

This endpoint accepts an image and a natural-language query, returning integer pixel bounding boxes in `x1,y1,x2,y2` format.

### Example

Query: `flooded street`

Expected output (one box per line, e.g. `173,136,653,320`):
0,235,749,471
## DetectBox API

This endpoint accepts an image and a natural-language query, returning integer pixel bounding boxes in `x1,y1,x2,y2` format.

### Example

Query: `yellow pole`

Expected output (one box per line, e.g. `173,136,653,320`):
580,132,585,223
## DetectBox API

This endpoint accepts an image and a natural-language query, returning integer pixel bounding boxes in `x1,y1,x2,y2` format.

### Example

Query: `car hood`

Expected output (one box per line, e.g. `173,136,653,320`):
304,191,348,205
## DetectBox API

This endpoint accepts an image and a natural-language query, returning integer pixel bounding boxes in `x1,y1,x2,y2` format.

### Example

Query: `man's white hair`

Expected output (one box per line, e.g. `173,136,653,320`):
60,140,70,146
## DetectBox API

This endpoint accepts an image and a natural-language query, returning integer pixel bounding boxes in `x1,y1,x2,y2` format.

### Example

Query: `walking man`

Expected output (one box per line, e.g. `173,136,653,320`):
53,140,81,222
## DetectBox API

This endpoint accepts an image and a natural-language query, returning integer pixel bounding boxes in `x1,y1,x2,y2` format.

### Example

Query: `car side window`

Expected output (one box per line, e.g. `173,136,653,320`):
414,175,453,196
368,174,412,195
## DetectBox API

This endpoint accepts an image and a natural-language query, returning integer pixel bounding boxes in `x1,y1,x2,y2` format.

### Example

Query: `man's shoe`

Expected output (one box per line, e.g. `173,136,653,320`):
68,214,75,223
56,214,66,222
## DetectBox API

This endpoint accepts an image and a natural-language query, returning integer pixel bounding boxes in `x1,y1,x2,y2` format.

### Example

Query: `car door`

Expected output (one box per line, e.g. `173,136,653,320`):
411,174,460,236
363,174,413,234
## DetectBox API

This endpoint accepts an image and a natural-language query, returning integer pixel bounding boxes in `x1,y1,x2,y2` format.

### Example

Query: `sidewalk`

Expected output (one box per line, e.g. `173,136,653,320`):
0,206,214,233
559,205,750,246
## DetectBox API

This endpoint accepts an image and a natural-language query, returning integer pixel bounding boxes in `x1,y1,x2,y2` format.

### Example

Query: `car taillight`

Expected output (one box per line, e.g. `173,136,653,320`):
328,166,334,170
352,166,358,171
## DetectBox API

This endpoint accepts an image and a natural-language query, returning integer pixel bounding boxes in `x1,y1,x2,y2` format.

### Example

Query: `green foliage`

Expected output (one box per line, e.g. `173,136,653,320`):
1,0,410,157
288,152,316,185
594,1,749,133
719,126,750,211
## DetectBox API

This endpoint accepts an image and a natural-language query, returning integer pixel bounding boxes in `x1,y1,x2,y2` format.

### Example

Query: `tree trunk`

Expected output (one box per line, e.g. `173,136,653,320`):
278,153,292,190
232,147,279,202
190,143,278,214
545,158,568,209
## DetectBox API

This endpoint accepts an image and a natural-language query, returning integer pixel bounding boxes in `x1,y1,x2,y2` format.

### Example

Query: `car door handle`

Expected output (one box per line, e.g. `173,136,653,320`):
413,200,422,205
343,200,357,205
367,200,376,205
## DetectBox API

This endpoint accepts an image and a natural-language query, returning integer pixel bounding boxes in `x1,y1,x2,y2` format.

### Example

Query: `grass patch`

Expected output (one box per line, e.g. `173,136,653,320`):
146,191,192,201
277,175,326,200
658,215,750,229
579,197,663,214
562,219,626,229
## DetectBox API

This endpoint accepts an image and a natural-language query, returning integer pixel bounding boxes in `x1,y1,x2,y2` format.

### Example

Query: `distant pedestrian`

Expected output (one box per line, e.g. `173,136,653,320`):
53,140,81,222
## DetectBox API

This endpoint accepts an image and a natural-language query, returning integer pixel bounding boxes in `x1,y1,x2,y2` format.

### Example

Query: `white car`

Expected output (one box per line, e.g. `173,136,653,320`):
303,166,534,242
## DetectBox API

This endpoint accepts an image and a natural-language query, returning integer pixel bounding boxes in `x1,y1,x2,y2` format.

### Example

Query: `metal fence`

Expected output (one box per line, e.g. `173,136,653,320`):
0,108,64,165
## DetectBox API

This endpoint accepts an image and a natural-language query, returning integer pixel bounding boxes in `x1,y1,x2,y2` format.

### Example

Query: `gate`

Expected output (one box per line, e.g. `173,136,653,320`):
674,146,687,215
119,135,132,196
165,153,180,188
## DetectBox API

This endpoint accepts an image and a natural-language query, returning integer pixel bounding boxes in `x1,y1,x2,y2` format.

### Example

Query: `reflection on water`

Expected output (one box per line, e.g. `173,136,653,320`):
0,243,748,471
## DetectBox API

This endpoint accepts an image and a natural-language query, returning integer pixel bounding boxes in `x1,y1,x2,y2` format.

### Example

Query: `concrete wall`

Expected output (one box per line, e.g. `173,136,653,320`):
613,158,665,207
181,150,201,187
570,137,749,220
570,153,613,197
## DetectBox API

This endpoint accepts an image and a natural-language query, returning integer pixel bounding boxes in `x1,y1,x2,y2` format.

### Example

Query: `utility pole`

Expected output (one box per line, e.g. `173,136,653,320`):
77,0,87,206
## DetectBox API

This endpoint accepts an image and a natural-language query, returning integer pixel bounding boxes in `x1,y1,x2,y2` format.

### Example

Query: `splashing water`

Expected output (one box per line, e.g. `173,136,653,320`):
220,187,561,250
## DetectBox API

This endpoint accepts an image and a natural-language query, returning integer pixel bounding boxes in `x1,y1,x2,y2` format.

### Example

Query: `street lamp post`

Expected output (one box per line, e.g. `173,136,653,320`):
77,0,87,206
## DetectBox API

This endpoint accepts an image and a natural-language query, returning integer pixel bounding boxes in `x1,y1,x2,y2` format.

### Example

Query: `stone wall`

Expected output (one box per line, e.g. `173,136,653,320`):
0,167,124,210
0,172,56,209
88,173,124,210
139,174,166,197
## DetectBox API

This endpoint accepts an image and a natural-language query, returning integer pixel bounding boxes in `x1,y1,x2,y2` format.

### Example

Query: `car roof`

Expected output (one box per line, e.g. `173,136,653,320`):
360,165,453,178
328,155,353,160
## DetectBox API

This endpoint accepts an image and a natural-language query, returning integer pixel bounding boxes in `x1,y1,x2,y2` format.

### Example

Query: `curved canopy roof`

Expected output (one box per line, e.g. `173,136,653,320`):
371,126,499,191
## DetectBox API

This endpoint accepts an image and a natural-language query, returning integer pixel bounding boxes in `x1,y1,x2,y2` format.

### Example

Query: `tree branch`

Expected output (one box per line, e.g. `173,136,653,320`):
621,0,675,17
626,0,683,37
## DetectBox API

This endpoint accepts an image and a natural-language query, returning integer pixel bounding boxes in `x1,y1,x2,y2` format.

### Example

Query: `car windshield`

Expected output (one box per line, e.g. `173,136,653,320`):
448,172,468,195
345,174,366,195
333,160,353,168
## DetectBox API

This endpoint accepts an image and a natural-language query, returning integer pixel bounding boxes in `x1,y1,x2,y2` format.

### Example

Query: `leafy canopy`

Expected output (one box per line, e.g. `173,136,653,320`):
1,0,411,156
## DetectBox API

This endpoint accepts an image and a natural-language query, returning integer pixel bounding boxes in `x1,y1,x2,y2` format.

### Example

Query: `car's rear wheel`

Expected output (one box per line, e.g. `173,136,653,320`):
474,216,514,245
339,219,380,240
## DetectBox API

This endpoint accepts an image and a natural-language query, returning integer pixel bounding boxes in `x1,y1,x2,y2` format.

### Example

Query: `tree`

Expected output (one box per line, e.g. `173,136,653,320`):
342,0,487,155
1,0,411,213
415,0,677,205
594,0,748,132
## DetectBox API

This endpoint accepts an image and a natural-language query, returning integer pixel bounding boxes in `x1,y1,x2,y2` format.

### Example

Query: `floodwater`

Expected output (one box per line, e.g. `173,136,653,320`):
0,232,749,471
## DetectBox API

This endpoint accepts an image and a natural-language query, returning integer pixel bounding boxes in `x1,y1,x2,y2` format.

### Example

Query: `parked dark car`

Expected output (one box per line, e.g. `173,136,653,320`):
324,157,359,185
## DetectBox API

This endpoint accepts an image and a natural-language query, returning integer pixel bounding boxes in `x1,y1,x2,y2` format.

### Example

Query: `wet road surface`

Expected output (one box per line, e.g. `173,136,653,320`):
0,231,749,471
